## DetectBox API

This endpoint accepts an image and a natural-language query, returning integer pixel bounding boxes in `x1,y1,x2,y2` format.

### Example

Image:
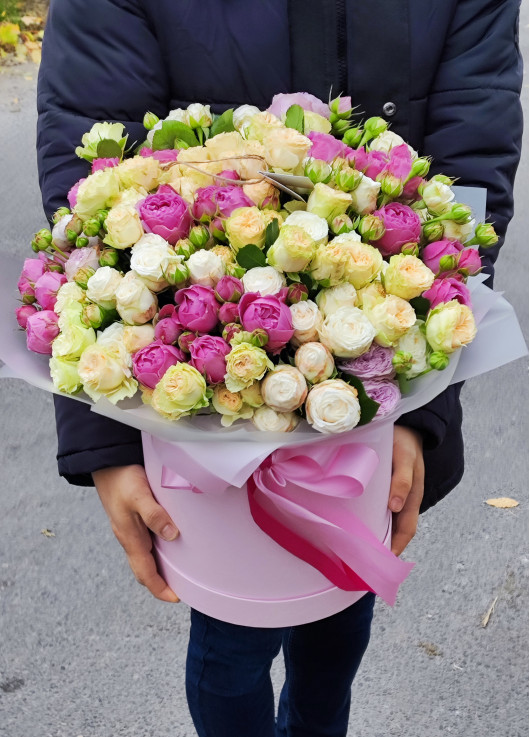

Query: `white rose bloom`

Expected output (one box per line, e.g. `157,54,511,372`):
86,266,124,310
349,175,381,216
187,249,225,287
233,105,262,137
187,103,213,128
316,283,357,317
252,405,300,432
369,130,417,158
130,233,183,292
54,282,86,314
122,324,156,354
290,300,323,346
422,181,455,216
294,342,335,384
52,214,74,250
261,365,308,412
146,108,187,144
115,272,158,325
96,322,126,349
396,322,428,379
305,379,361,434
242,266,285,296
442,218,476,242
284,210,329,246
318,306,376,358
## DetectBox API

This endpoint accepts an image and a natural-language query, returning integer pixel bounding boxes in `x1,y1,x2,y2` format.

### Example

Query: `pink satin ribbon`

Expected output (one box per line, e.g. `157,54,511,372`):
160,440,414,606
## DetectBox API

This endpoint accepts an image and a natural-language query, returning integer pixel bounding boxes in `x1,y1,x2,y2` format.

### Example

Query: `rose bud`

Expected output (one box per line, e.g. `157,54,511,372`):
335,167,362,192
95,208,110,226
174,238,196,259
330,213,354,235
99,247,119,268
358,214,385,242
143,111,160,130
52,207,71,225
210,217,227,241
409,157,431,179
32,228,53,251
26,310,60,355
189,224,211,250
294,342,335,384
81,303,105,330
75,235,90,249
164,261,189,287
401,242,420,257
222,322,242,343
422,220,445,242
359,116,388,146
261,365,308,413
155,317,182,345
74,266,96,290
157,304,177,321
226,262,246,280
287,283,309,305
83,218,103,237
304,158,333,185
218,302,240,326
379,173,404,198
215,275,244,304
15,304,38,329
178,331,197,353
449,203,473,224
439,254,458,272
429,351,450,371
342,126,363,148
392,350,414,374
249,329,269,348
66,214,83,242
467,222,498,248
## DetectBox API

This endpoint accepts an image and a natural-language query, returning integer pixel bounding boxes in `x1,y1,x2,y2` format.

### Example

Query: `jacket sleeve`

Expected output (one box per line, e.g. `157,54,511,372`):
399,0,523,511
37,0,169,485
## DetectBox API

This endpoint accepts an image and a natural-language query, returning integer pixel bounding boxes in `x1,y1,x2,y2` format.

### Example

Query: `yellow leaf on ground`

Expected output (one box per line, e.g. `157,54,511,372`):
485,497,519,508
0,22,20,46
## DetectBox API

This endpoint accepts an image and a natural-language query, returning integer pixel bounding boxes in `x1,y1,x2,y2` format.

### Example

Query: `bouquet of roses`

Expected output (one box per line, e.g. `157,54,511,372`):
14,92,499,438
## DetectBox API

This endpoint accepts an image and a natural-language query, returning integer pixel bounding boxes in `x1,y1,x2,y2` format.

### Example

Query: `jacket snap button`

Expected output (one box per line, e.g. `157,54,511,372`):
383,101,397,117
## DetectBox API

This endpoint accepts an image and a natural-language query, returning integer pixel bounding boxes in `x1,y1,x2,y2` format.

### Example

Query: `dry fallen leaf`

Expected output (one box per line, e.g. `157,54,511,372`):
41,528,55,538
485,497,519,508
481,596,498,628
418,641,442,657
21,15,43,27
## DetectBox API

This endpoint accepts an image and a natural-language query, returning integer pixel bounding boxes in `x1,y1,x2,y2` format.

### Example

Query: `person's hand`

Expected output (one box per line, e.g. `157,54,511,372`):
389,426,425,556
92,464,180,603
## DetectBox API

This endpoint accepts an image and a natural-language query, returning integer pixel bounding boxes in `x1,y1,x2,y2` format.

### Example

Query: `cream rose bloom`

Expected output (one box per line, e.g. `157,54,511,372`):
74,169,121,220
115,272,158,325
369,130,417,158
187,103,213,128
130,233,183,292
396,322,429,378
49,357,83,394
262,127,312,171
307,183,352,223
122,324,156,354
54,282,86,314
290,300,323,346
252,405,299,432
364,294,416,347
305,379,361,434
224,343,274,393
212,384,255,427
225,207,268,253
245,111,283,142
426,300,477,353
267,225,317,273
349,174,381,215
103,204,144,250
316,283,357,317
318,306,376,358
242,266,285,296
284,210,329,246
243,180,278,208
112,187,148,208
261,365,308,412
78,326,137,404
86,266,124,310
383,254,435,300
187,249,225,287
294,342,335,384
116,156,160,192
442,218,476,242
151,363,210,421
422,180,455,216
332,234,383,289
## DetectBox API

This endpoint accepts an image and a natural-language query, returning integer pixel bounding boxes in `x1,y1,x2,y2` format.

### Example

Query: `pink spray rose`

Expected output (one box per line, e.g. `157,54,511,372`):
192,185,254,221
383,144,412,181
218,169,239,181
372,203,422,257
15,304,38,329
346,147,370,172
363,150,389,181
34,271,68,311
423,277,472,309
67,177,87,209
64,246,101,282
189,335,231,384
218,301,240,325
140,147,180,163
175,285,219,333
138,184,193,244
307,132,348,163
157,304,178,322
132,341,185,389
91,157,120,173
421,239,464,274
402,176,424,200
17,257,47,302
339,344,395,380
457,248,482,276
239,293,294,353
362,379,401,417
154,317,182,345
26,310,60,355
267,92,350,120
214,276,244,303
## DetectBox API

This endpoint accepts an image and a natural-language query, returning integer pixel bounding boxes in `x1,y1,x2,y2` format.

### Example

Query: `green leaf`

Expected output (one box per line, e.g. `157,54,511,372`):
284,104,305,134
96,139,123,159
409,296,431,319
265,218,280,248
235,244,267,270
299,272,315,292
340,374,380,425
151,120,199,151
286,272,301,283
210,109,235,137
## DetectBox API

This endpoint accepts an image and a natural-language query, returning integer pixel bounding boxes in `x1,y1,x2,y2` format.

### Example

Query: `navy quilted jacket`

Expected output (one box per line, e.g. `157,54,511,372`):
36,0,523,511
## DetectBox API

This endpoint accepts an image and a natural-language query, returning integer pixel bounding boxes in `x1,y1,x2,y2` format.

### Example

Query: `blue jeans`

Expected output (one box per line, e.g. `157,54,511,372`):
186,592,376,737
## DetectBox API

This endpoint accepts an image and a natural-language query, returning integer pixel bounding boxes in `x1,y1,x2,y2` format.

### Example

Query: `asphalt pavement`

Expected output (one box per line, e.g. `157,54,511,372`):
0,32,527,737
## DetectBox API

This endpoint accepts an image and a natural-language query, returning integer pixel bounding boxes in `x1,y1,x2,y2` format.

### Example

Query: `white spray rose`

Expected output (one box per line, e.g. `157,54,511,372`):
186,103,213,128
422,180,455,216
442,218,476,242
267,225,317,272
78,325,137,404
318,306,376,358
242,266,285,296
369,130,417,158
364,294,416,347
305,379,361,434
233,105,262,137
261,365,308,412
103,204,144,250
52,214,74,250
262,127,312,171
187,249,225,287
284,210,329,246
147,108,188,144
294,342,335,384
396,322,429,378
252,405,300,432
290,300,323,346
115,272,158,325
86,266,124,310
349,175,381,215
122,325,156,354
426,300,477,353
54,282,86,314
316,283,357,317
130,233,183,292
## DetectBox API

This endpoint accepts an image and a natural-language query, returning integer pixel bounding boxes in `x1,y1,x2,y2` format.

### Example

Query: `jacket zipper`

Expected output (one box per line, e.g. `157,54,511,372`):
336,0,348,93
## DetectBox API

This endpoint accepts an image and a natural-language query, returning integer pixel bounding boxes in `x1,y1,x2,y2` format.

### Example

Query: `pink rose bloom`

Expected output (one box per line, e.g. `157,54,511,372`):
363,151,389,181
307,132,348,162
215,276,244,303
67,177,87,208
26,310,60,355
362,379,401,417
192,185,254,221
178,331,200,353
138,185,193,244
239,293,294,353
422,239,464,274
457,248,482,276
154,317,182,345
346,147,370,172
219,169,239,181
372,203,422,257
15,304,38,329
339,344,395,380
140,147,180,163
175,285,219,333
383,144,412,181
17,257,47,302
91,157,120,173
189,335,231,384
402,176,424,200
218,301,240,325
132,341,185,389
268,92,331,119
64,246,101,282
34,271,68,311
157,304,178,322
423,277,472,309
